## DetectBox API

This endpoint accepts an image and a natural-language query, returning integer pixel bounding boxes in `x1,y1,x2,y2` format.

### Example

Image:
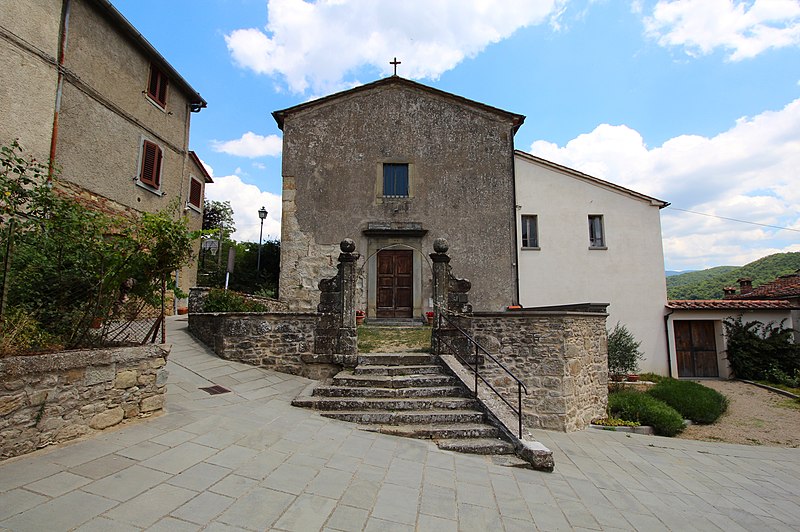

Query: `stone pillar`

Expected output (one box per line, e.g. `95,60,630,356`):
337,239,360,355
430,238,451,325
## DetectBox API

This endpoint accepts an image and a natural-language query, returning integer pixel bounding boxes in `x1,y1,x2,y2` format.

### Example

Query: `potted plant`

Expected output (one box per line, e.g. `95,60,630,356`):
355,310,365,325
607,322,643,382
425,311,435,325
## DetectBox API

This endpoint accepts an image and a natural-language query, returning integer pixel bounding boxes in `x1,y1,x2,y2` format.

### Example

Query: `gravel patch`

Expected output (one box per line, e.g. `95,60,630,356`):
678,379,800,448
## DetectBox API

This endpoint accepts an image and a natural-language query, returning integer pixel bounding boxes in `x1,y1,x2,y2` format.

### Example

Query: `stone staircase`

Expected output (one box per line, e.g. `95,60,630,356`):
292,352,516,455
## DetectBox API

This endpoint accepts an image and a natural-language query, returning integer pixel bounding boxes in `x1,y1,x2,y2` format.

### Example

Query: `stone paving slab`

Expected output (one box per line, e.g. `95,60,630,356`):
1,316,799,531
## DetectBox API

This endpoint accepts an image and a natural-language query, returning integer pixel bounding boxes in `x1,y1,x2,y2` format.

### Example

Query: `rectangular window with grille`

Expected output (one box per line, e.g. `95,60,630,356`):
521,215,539,248
382,163,409,197
589,214,606,248
147,63,168,108
188,176,202,209
139,140,162,190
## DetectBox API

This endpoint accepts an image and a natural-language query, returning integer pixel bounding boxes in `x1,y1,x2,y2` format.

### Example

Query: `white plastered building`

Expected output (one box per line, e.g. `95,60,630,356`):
514,151,670,374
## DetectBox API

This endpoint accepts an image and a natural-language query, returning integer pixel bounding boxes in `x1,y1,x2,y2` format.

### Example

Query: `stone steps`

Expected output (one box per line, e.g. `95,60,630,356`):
311,385,468,398
369,422,501,440
357,353,436,366
319,409,486,425
293,396,478,411
436,438,516,455
332,372,457,388
292,350,516,457
354,364,442,376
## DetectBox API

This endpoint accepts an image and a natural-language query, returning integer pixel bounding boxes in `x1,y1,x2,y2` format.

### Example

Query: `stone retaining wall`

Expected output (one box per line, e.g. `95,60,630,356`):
467,310,608,432
188,312,325,377
0,344,170,461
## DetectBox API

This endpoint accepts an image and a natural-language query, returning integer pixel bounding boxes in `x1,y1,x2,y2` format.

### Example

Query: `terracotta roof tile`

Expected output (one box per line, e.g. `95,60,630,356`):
667,300,797,310
728,273,800,300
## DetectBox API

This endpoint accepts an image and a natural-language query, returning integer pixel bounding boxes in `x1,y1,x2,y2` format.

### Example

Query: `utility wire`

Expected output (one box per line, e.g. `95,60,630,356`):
666,206,800,233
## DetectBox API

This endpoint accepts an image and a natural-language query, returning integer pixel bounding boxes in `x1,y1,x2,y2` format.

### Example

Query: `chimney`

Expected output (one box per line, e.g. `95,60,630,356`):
738,278,752,295
723,287,736,298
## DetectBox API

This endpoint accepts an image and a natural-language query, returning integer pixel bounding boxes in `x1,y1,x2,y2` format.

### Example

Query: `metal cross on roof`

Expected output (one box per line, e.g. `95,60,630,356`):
390,57,401,76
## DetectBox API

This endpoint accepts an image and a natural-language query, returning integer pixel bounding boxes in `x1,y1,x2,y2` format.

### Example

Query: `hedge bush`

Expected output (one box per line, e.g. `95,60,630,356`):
203,288,269,313
724,317,800,386
608,391,685,436
646,379,728,424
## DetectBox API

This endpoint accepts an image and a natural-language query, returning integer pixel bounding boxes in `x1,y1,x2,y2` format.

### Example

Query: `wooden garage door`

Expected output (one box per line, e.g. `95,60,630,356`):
376,250,413,318
675,320,719,378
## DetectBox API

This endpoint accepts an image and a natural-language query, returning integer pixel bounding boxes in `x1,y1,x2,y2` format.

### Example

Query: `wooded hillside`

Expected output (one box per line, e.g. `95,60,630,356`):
667,253,800,300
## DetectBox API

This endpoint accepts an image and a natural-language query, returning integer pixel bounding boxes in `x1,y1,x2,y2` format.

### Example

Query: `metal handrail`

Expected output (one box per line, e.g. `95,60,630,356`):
434,309,528,438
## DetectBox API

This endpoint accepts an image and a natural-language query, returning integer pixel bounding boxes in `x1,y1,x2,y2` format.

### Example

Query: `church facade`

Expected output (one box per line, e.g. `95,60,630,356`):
274,76,524,316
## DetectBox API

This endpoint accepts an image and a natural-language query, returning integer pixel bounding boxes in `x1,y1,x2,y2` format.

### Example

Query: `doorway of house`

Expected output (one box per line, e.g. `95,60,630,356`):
376,250,413,318
675,320,719,377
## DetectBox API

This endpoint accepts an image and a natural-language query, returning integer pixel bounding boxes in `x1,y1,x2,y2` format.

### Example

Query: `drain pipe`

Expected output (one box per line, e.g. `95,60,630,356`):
664,308,674,378
49,0,71,175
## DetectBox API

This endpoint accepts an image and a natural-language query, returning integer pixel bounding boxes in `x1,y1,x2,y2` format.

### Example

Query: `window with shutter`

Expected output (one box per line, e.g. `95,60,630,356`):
382,163,409,197
147,64,168,108
139,140,162,189
188,176,202,209
588,215,606,248
521,215,539,248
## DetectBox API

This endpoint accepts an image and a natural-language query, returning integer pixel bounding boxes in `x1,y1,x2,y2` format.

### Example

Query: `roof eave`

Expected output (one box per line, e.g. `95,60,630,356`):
514,150,669,208
273,76,525,131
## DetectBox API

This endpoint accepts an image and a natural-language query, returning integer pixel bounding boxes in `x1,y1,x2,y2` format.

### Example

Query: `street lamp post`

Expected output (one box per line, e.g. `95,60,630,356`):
257,206,268,272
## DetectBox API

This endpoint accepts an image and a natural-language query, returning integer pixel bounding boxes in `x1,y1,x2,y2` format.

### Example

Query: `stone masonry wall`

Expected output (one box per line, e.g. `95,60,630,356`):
468,311,608,432
0,344,170,461
188,313,319,376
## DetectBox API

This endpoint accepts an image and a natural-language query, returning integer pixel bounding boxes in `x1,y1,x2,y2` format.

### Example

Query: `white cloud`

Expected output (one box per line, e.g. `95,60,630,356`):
204,174,282,242
225,0,566,94
643,0,800,60
530,98,800,270
212,132,282,158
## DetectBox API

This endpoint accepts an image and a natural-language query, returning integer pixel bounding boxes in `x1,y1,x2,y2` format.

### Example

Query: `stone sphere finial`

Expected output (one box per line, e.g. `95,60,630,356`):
340,238,356,253
433,238,449,254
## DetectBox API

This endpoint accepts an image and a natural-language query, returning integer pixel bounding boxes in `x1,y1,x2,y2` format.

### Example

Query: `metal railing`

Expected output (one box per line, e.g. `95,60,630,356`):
434,310,528,439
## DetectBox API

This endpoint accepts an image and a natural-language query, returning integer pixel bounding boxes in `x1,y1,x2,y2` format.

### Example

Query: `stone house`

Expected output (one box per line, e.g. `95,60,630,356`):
0,0,209,304
514,152,670,374
273,76,524,316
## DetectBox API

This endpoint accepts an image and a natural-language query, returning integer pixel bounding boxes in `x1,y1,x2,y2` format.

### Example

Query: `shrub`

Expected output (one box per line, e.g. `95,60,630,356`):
608,391,685,436
646,378,728,423
724,317,800,386
638,372,666,383
607,322,644,376
203,288,269,313
0,307,61,357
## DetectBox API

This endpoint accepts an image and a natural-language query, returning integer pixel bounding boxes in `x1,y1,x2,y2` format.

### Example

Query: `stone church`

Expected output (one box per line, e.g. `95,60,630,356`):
273,76,524,317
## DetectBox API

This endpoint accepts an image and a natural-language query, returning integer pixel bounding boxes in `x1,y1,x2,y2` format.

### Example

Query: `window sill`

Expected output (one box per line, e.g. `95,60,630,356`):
145,94,167,112
589,246,608,250
521,246,540,251
186,202,202,213
135,180,165,196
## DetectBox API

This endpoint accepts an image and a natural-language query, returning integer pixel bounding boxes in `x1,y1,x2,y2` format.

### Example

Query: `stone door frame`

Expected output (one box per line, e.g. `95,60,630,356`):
363,239,426,319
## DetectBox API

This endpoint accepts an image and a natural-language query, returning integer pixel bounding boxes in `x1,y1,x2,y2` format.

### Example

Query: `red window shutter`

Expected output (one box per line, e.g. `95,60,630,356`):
147,64,168,107
140,141,162,188
189,177,202,208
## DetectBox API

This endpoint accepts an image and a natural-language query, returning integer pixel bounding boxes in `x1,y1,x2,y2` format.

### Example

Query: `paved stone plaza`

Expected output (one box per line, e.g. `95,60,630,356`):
0,317,798,531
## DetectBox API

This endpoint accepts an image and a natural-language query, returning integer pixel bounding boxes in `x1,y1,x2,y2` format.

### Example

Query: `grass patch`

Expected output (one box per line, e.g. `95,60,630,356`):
755,380,800,396
357,326,431,353
646,378,728,424
778,398,800,411
637,372,667,383
608,391,685,436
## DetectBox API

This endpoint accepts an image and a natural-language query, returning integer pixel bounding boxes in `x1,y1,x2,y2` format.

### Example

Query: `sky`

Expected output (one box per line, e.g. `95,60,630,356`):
111,0,800,272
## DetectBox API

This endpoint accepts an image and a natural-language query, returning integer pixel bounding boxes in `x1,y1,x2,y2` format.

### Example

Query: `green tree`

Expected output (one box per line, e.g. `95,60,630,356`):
0,141,197,352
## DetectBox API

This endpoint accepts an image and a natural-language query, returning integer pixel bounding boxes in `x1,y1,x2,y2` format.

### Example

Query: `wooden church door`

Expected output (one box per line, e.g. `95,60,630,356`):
376,250,413,318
